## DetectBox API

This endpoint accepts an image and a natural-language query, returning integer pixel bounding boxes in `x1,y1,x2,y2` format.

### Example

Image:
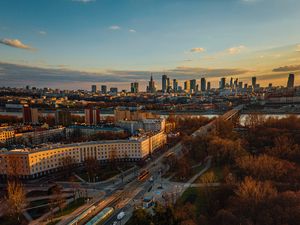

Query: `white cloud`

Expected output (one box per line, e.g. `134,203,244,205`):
109,25,121,30
296,44,300,52
72,0,95,3
129,29,136,33
38,31,47,35
190,47,206,53
0,38,35,51
227,45,246,55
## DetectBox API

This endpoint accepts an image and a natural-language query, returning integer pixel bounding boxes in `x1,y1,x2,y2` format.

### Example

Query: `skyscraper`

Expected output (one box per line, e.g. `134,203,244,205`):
230,77,233,88
91,85,97,93
173,79,178,92
101,85,107,94
252,77,257,89
207,82,211,91
130,82,139,93
219,77,226,89
287,73,295,88
184,81,190,92
162,74,168,93
190,79,196,93
147,75,156,93
201,77,206,91
85,107,100,125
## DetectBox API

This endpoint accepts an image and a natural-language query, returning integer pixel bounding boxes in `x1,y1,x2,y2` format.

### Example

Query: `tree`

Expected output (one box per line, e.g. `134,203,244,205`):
51,185,65,212
208,137,247,165
214,118,235,139
5,179,26,222
235,154,296,181
84,157,99,182
126,208,152,225
244,113,265,130
177,156,192,180
267,136,300,163
60,155,76,176
229,177,277,225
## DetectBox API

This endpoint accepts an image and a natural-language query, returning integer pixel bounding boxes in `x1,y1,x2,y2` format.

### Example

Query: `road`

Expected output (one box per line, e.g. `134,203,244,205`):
50,105,243,225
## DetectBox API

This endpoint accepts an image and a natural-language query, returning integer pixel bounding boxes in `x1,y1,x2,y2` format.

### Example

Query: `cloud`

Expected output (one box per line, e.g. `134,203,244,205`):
0,61,251,89
190,47,205,53
273,64,300,72
0,38,35,51
227,45,246,55
109,25,121,30
72,0,95,3
296,44,300,52
129,29,136,33
38,31,47,35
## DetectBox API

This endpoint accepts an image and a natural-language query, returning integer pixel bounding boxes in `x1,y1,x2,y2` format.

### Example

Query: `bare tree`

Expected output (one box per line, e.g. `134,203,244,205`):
5,179,27,222
51,185,66,212
84,157,99,182
60,155,76,176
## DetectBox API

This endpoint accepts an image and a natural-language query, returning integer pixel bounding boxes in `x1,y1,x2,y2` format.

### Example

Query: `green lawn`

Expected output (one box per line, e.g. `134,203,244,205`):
54,197,85,218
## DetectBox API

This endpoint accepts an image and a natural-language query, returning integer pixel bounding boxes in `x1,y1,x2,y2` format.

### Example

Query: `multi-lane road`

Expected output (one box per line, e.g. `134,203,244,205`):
57,105,244,225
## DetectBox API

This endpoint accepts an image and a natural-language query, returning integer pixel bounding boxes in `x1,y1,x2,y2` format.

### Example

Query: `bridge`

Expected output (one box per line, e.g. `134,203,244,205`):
192,104,244,137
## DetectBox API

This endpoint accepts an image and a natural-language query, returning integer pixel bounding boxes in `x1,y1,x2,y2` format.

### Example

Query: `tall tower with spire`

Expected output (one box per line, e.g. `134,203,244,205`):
147,74,156,93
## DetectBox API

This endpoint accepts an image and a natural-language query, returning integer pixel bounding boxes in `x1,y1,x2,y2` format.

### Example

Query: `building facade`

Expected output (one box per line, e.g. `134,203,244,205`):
0,127,15,144
0,131,167,179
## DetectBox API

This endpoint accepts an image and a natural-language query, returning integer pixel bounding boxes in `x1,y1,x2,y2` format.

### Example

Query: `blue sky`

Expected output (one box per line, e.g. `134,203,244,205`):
0,0,300,90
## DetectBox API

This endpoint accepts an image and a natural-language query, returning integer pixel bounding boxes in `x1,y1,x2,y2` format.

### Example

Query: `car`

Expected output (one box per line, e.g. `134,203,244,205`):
113,221,118,225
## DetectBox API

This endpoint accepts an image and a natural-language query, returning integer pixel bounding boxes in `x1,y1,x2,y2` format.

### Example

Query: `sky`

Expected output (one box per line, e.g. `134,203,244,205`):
0,0,300,90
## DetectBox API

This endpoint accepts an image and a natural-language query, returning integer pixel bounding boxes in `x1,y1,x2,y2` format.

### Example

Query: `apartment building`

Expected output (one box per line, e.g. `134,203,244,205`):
15,127,65,145
0,127,15,144
117,118,166,134
0,131,166,179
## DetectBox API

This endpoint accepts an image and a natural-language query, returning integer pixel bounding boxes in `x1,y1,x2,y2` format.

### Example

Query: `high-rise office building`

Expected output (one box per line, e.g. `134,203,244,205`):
234,78,238,88
219,77,226,89
147,75,156,93
162,74,168,93
101,85,107,94
110,87,118,93
166,77,171,92
173,79,178,92
130,82,139,93
184,81,190,92
91,85,97,93
287,73,295,88
207,82,211,91
55,109,72,126
229,77,233,88
190,79,197,93
22,106,39,124
238,82,243,89
252,77,257,89
85,107,100,125
201,78,206,91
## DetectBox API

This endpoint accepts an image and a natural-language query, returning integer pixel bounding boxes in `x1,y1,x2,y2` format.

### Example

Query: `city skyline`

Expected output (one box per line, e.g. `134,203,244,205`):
1,0,300,90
